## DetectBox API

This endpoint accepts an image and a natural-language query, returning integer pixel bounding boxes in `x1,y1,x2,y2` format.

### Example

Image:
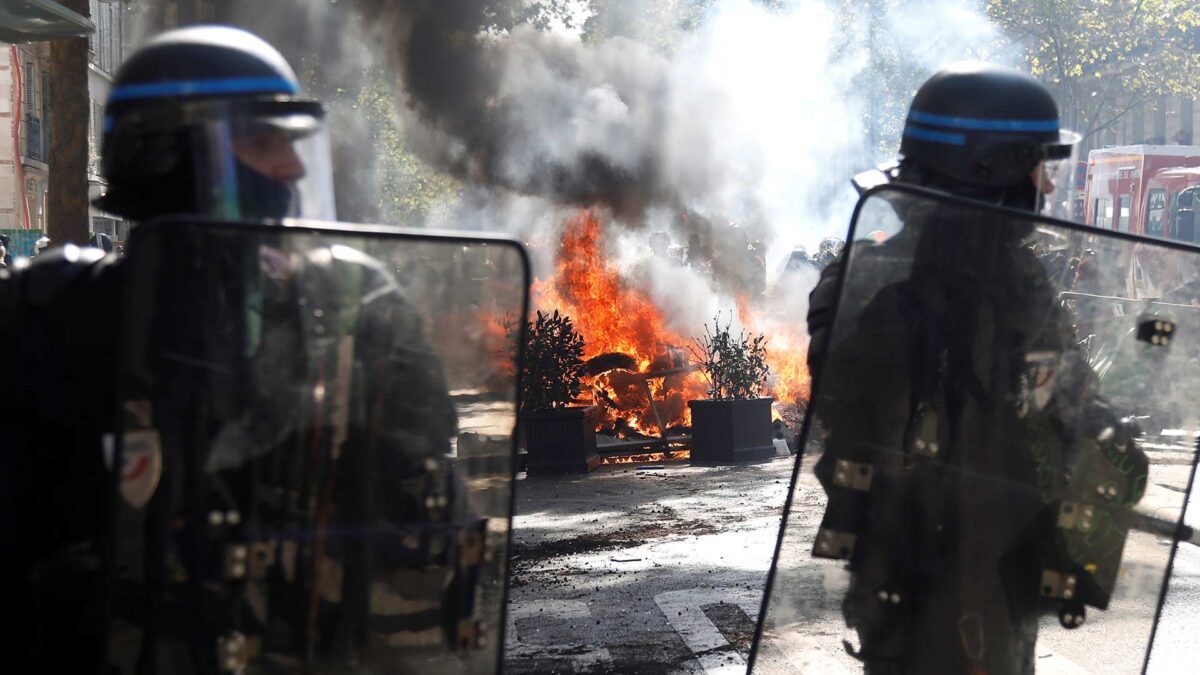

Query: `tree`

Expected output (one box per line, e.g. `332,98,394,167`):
354,74,464,226
47,0,91,246
988,0,1200,147
580,0,785,47
582,0,713,47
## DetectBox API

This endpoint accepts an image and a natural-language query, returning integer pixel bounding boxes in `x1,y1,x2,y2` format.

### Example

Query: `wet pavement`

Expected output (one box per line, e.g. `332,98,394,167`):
505,438,1200,674
506,458,792,674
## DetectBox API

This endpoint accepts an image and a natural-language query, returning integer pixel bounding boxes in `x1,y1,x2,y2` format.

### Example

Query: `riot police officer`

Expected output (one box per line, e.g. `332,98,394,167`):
803,63,1147,674
2,26,493,674
808,62,1079,377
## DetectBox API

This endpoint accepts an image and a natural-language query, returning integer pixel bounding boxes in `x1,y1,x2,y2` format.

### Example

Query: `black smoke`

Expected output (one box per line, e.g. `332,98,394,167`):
350,0,686,219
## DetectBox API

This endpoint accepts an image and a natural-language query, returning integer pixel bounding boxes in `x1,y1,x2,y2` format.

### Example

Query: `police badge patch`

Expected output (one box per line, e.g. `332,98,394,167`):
1017,350,1060,418
118,429,164,509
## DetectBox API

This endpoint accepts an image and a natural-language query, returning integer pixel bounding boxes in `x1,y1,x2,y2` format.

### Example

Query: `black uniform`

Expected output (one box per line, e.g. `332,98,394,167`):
806,195,1146,674
0,247,122,670
0,24,513,673
0,222,465,671
108,224,464,670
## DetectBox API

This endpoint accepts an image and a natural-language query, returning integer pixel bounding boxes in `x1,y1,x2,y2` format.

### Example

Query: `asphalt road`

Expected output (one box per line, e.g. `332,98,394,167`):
506,458,791,674
504,436,1200,674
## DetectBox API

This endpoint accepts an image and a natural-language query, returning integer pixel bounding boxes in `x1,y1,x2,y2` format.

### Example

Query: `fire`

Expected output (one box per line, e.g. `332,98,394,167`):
532,210,707,434
531,209,811,436
765,338,811,404
599,450,691,465
735,296,812,406
533,210,677,371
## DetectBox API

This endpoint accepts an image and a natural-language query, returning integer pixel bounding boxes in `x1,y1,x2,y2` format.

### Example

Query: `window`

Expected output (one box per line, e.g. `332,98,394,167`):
88,0,98,58
1174,189,1198,242
1117,194,1131,232
1178,214,1196,243
91,216,118,237
87,2,122,73
1146,188,1166,237
41,70,50,154
102,5,113,72
1095,196,1113,229
25,63,36,119
88,101,102,176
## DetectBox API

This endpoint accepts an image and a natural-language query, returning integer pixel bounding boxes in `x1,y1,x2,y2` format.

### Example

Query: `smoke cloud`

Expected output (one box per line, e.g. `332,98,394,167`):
344,0,1008,269
350,0,862,232
129,0,1015,324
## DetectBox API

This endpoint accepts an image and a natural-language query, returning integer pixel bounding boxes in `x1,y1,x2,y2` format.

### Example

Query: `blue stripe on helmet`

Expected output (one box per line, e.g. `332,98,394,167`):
108,77,298,103
903,125,965,146
908,110,1059,132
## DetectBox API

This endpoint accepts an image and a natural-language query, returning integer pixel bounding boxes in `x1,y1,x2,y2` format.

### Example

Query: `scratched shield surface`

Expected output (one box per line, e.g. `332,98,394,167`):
105,218,528,675
750,185,1200,674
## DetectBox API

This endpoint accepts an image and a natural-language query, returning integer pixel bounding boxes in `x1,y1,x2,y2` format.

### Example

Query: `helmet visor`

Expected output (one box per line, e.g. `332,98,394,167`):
190,99,336,221
1034,129,1081,219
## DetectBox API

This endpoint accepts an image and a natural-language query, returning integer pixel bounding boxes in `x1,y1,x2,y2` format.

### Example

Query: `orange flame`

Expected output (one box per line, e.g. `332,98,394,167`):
599,450,691,465
532,209,811,434
735,295,812,405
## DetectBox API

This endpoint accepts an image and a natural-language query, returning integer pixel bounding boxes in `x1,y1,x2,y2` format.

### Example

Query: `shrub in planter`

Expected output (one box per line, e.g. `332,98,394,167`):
687,314,775,464
519,310,599,475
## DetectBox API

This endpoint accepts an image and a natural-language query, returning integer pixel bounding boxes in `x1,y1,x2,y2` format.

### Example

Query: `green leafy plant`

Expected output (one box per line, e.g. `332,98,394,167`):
520,310,586,412
690,313,770,399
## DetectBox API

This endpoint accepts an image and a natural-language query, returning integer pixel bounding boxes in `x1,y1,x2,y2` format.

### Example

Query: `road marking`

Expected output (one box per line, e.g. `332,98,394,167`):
768,633,853,674
1036,649,1092,674
655,587,760,674
506,599,613,672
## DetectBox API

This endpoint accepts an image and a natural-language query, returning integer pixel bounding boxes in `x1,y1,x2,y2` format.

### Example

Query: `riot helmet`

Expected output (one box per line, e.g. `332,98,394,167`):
99,26,335,222
855,62,1080,213
88,232,114,253
814,237,844,267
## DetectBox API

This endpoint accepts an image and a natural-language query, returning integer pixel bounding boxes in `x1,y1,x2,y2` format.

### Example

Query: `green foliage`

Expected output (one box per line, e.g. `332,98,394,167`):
987,0,1200,145
826,0,1010,162
580,0,785,49
485,0,582,31
521,310,587,412
583,0,714,48
346,68,463,225
690,313,770,400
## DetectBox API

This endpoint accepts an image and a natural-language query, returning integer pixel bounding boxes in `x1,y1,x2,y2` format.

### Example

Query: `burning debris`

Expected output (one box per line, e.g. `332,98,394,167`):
332,2,830,456
530,209,812,451
532,210,708,438
580,353,639,378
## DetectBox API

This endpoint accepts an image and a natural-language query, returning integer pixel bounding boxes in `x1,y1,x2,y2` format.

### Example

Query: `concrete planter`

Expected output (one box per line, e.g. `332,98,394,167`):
687,397,775,464
523,407,600,475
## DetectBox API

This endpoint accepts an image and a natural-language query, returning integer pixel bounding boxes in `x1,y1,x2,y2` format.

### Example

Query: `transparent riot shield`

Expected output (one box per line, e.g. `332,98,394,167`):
103,218,528,674
750,184,1200,674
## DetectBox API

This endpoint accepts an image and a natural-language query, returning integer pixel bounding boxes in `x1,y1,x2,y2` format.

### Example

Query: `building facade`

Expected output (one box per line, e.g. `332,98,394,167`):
1098,95,1199,151
0,0,125,250
86,0,126,241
